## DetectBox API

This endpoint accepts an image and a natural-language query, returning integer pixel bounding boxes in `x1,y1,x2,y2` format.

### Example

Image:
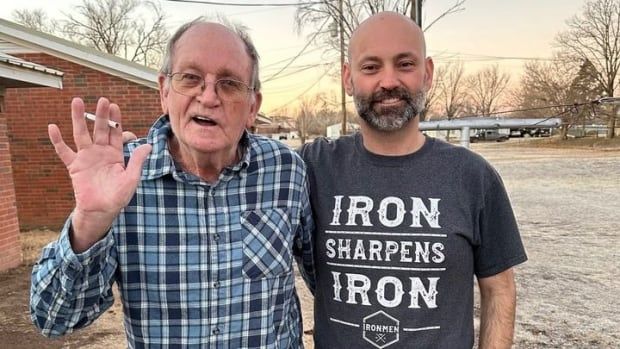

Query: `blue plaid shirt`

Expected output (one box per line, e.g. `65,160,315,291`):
31,115,315,348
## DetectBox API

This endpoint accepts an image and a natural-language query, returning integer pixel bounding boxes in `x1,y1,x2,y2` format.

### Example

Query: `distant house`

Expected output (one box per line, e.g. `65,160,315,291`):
254,114,299,140
326,122,360,139
249,112,273,133
0,18,161,231
0,50,63,271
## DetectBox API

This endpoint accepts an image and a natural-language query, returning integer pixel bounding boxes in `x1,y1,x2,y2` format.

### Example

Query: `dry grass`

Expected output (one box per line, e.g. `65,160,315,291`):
20,230,60,266
508,135,620,150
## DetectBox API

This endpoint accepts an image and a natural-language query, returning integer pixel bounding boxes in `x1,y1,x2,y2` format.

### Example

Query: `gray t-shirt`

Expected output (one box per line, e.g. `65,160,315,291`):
299,133,527,349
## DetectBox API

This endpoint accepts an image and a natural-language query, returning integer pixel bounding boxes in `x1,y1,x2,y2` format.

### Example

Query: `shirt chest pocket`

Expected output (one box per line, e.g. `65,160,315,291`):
241,208,293,279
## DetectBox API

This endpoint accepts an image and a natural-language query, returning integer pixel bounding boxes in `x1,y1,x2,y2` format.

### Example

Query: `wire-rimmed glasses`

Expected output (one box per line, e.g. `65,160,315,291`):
167,72,253,102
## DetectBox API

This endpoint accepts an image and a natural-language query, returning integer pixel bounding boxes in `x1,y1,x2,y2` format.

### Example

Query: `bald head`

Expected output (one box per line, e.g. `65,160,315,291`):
342,11,434,133
348,12,426,63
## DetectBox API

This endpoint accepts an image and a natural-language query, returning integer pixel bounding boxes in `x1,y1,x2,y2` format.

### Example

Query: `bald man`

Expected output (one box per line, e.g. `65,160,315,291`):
299,12,526,349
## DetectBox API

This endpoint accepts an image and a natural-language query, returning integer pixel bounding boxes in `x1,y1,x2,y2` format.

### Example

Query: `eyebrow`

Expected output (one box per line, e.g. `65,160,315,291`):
357,55,381,63
215,67,245,82
175,64,247,82
357,51,419,64
394,52,418,61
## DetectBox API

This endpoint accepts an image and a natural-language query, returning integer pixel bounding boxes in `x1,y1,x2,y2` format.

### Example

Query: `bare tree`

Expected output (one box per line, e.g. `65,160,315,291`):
465,65,510,116
12,8,58,35
510,57,603,139
556,0,620,138
129,2,170,67
436,62,466,140
296,98,315,144
511,60,570,117
512,60,574,138
295,0,466,58
421,66,444,121
437,62,467,119
296,94,338,142
62,0,168,67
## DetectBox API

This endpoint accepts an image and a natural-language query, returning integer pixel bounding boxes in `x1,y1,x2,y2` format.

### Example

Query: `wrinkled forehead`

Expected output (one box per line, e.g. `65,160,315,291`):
172,23,252,79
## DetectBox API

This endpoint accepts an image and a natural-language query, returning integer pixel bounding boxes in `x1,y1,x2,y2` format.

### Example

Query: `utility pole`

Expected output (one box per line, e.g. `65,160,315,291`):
410,0,423,27
339,0,347,136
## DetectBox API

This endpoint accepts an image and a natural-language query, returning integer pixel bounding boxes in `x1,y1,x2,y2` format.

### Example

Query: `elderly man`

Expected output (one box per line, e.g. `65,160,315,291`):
299,12,527,349
31,18,313,348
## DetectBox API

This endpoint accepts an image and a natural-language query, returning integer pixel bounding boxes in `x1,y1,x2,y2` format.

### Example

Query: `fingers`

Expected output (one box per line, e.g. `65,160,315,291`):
124,144,152,184
122,131,138,144
93,98,111,146
109,104,123,150
71,97,92,149
48,124,76,167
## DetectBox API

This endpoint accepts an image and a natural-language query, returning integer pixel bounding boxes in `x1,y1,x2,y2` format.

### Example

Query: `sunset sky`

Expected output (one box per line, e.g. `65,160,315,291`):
0,0,588,114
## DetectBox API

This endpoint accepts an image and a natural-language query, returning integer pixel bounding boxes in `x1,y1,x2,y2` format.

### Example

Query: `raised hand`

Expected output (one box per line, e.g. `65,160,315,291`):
48,97,152,252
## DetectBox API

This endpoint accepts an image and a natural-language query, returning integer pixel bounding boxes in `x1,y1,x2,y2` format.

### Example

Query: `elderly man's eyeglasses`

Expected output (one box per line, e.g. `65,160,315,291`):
167,72,253,101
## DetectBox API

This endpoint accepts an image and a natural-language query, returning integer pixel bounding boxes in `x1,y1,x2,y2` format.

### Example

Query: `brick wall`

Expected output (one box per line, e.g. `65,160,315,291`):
0,111,22,271
4,53,162,229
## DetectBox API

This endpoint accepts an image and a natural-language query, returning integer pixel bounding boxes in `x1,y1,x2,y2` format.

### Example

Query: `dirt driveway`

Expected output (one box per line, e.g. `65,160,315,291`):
1,141,618,348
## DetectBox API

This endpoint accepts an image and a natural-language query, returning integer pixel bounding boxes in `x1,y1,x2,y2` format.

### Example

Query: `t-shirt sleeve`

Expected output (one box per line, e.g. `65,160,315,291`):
474,169,527,278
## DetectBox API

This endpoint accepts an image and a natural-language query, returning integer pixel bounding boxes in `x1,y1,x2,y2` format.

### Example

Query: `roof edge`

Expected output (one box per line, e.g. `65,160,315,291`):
0,18,158,89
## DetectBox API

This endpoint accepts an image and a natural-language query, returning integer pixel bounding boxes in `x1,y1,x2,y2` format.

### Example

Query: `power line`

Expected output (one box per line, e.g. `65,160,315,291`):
263,16,331,82
263,63,330,82
431,50,554,63
164,0,321,6
436,57,552,63
165,6,286,26
267,67,334,112
446,97,618,120
262,64,338,93
262,45,328,69
262,62,324,72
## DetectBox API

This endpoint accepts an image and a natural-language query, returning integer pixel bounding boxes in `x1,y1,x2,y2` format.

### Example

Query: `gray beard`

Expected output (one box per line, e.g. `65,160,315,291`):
355,89,426,131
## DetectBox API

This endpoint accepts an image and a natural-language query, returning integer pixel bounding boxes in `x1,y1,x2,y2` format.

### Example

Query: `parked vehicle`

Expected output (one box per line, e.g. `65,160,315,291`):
533,128,551,137
470,130,509,142
509,128,551,138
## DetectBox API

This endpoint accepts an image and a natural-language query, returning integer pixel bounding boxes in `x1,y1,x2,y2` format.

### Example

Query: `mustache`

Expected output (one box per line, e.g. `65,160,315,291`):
370,88,413,103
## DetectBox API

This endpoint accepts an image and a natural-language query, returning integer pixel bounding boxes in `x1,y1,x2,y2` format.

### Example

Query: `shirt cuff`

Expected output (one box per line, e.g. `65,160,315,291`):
57,218,114,281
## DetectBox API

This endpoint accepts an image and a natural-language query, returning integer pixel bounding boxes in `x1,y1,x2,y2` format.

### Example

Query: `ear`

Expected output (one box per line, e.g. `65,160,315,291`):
343,62,354,96
423,57,434,92
158,74,169,113
245,91,262,128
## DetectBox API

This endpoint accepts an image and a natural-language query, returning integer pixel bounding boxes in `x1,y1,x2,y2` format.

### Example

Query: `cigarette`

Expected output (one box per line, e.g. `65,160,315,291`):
84,112,120,129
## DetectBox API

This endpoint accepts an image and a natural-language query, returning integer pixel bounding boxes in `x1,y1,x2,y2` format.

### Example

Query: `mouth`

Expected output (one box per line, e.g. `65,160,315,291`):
374,98,404,106
192,115,217,127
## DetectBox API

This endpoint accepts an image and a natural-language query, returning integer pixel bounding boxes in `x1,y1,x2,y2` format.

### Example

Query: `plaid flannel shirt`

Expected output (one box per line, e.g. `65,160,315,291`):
30,115,315,348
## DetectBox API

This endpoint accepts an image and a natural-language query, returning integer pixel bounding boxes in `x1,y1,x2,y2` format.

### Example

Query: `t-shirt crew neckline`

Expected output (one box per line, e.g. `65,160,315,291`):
354,132,435,167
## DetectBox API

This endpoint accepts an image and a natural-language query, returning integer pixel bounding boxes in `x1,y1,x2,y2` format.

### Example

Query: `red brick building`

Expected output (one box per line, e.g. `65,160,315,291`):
0,49,63,271
0,18,161,255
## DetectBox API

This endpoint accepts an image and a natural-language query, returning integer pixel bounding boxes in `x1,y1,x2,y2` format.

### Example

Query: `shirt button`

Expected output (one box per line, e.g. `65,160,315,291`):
212,327,220,335
213,281,220,288
213,233,220,241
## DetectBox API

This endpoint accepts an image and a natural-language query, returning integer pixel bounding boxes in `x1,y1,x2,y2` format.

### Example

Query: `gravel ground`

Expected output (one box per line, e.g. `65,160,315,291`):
1,140,618,348
480,143,620,348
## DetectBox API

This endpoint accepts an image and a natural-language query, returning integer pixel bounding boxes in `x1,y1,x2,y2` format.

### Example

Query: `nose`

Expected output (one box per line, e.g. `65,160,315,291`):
196,80,221,107
378,67,400,90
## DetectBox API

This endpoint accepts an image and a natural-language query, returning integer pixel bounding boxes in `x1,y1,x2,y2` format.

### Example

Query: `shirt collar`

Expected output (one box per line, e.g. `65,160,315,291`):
140,114,252,181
